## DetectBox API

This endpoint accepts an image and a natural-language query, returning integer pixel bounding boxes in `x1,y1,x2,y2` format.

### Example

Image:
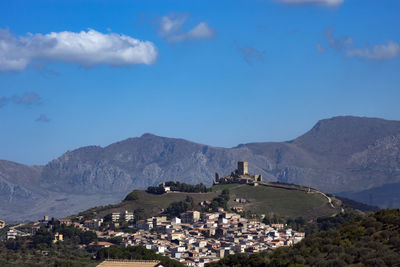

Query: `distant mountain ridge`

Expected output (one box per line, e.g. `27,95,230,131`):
1,116,400,221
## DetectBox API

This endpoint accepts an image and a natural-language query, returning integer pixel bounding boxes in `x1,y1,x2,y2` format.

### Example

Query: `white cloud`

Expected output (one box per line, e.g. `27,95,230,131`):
186,22,215,40
318,28,399,61
347,41,400,61
159,14,215,42
275,0,344,6
0,28,158,72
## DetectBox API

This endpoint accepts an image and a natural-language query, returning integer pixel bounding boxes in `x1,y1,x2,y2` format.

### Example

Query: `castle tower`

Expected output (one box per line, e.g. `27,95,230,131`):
237,161,248,175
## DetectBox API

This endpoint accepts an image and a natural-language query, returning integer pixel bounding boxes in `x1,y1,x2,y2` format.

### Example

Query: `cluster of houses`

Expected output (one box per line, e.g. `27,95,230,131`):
94,209,304,266
0,160,306,266
2,207,304,266
3,216,64,243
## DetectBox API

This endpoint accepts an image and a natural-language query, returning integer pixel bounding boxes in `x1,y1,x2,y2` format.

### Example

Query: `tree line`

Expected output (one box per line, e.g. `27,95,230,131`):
146,181,209,194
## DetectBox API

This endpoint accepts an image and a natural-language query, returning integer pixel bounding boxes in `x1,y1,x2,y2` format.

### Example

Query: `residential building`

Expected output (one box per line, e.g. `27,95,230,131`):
112,212,120,222
123,211,134,222
53,232,63,243
181,211,200,224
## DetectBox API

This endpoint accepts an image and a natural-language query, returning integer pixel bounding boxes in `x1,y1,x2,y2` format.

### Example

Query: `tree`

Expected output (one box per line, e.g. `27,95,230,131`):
33,227,52,248
124,190,140,201
80,231,97,245
103,214,112,222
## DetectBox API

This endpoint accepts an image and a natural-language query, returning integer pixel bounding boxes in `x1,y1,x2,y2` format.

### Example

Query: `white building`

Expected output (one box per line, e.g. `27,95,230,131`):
172,217,181,224
112,212,120,222
124,211,134,222
7,229,17,240
157,245,165,253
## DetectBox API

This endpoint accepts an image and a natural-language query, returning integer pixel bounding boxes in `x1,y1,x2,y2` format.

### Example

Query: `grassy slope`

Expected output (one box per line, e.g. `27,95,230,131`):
213,184,338,220
94,190,220,219
88,184,339,221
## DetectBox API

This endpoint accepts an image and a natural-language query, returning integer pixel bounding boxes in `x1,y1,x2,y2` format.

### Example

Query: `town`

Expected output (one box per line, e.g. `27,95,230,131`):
2,209,305,266
1,162,305,267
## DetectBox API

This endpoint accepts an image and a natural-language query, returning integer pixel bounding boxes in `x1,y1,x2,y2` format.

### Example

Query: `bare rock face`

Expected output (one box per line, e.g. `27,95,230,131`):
1,116,400,221
0,179,34,202
40,135,273,195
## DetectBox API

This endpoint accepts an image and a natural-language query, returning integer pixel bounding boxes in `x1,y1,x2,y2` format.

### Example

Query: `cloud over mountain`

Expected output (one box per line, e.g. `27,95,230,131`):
159,14,215,42
0,28,158,71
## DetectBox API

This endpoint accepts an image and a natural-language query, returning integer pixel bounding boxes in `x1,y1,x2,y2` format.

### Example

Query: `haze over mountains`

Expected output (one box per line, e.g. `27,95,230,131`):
1,116,400,222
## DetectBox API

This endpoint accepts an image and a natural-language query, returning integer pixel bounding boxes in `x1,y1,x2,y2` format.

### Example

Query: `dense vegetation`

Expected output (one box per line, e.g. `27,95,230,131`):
124,190,140,201
97,245,184,267
147,181,209,194
284,208,363,236
164,196,195,218
162,189,231,218
336,196,380,212
207,209,400,267
0,220,99,267
207,188,230,211
0,241,97,267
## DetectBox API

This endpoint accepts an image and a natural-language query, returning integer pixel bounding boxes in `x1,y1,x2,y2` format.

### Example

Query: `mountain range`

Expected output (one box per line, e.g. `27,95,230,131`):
1,116,400,222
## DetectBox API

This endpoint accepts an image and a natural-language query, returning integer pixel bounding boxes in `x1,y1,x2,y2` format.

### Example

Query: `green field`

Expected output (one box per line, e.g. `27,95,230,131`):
92,190,220,219
212,184,339,220
83,182,341,221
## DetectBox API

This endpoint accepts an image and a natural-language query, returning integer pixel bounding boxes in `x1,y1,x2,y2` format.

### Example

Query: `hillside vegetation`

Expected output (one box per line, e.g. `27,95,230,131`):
81,183,340,221
207,209,400,267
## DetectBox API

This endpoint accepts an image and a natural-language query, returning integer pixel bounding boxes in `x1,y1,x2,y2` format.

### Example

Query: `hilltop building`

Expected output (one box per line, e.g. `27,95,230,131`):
214,161,262,185
0,220,5,229
237,161,248,175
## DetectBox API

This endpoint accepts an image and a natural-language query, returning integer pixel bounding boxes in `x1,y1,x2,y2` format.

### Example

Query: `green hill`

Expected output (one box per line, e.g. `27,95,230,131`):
212,183,339,220
207,209,400,267
81,183,341,221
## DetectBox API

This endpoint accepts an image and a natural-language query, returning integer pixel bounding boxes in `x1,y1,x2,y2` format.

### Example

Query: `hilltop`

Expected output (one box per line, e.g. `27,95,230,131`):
1,115,400,221
79,182,341,222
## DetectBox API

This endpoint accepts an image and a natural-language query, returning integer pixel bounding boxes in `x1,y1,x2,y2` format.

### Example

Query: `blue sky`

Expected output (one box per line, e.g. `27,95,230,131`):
1,0,399,165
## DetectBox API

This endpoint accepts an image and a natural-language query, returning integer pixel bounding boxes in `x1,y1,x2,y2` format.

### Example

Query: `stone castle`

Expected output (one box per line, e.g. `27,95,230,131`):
213,161,262,186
